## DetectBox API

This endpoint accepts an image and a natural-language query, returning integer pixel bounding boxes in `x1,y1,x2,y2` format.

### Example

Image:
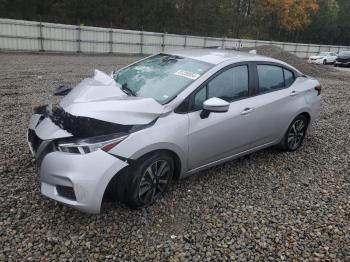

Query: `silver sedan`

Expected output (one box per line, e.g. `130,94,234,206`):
27,48,321,213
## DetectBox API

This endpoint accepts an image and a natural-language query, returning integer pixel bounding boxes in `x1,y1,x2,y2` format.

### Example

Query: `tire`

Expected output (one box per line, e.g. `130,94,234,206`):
279,115,308,151
114,152,174,209
323,59,327,65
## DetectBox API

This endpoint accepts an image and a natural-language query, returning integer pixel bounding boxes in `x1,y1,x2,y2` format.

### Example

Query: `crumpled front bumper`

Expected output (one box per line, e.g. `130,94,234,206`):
27,113,129,213
39,150,128,213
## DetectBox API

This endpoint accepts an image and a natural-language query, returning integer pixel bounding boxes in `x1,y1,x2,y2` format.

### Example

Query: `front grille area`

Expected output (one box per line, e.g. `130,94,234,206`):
27,129,56,167
56,185,77,201
36,142,56,167
28,129,42,154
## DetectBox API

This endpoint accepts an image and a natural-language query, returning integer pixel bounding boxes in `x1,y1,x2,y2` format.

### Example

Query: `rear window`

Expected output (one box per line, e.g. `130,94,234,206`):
257,65,284,93
257,65,295,93
284,68,295,87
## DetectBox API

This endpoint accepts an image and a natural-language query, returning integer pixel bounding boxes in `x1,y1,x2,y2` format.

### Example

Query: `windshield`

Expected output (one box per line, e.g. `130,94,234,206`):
339,51,350,56
114,54,213,104
319,52,329,56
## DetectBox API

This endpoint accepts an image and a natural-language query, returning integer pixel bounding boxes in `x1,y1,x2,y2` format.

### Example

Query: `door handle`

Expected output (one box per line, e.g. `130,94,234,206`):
290,90,298,96
241,107,254,115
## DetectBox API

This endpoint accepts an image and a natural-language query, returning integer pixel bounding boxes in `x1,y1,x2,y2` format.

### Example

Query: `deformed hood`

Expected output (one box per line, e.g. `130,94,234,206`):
32,70,166,141
60,69,127,106
59,69,164,125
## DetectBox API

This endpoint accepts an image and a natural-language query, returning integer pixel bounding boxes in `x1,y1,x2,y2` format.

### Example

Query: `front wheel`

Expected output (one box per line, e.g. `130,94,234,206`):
323,59,327,65
115,152,174,209
279,115,308,151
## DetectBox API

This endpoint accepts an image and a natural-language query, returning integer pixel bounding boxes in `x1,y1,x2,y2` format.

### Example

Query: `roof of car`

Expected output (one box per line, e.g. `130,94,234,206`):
167,48,274,65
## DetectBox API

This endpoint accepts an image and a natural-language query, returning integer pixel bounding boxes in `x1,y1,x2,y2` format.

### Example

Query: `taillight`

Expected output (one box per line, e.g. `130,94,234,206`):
315,85,322,96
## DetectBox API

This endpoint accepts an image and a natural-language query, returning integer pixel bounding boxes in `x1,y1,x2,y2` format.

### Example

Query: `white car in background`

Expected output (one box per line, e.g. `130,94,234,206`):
308,52,337,65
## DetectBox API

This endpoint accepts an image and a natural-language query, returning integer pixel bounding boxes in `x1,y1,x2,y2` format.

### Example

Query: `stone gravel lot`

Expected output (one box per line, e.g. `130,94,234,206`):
0,52,349,261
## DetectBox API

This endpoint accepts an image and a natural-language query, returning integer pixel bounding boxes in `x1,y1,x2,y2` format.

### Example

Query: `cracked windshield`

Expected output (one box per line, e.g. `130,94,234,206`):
114,54,213,104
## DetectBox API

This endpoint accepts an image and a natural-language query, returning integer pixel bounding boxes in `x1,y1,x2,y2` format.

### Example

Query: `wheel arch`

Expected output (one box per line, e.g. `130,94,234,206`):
299,111,311,126
128,142,187,178
131,149,182,180
102,148,183,203
277,111,310,151
279,110,312,142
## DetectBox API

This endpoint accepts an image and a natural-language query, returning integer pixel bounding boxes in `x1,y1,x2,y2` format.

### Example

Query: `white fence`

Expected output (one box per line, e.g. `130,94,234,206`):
0,18,349,58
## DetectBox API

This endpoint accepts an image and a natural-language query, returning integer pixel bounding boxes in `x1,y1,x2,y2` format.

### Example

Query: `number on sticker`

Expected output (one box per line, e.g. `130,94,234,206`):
175,70,200,80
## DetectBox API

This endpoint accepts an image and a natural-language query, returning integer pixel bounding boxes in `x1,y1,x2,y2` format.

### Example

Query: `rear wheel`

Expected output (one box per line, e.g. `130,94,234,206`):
279,115,308,151
115,152,174,209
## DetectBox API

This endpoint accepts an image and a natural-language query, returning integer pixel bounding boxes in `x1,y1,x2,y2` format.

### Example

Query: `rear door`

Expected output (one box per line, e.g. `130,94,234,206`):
246,63,300,143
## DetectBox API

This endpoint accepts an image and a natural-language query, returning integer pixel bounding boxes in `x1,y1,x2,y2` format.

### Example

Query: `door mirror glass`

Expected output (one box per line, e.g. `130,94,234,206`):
201,97,229,118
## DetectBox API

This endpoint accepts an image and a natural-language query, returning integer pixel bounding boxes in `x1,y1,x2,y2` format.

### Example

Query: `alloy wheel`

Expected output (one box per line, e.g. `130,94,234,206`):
138,160,171,204
287,119,306,150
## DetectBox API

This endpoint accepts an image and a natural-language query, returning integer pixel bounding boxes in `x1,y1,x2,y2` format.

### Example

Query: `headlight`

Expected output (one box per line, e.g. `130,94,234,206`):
57,133,128,154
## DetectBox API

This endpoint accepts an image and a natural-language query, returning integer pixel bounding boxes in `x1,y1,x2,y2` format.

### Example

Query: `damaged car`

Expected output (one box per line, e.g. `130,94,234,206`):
27,49,321,213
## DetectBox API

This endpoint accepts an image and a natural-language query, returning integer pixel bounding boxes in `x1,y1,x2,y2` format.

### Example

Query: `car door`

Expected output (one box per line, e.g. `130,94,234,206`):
187,63,264,170
329,53,337,63
187,62,301,170
245,63,300,144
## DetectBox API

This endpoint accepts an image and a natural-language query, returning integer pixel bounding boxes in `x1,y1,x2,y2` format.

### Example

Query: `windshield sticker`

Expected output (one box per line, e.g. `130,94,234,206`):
175,70,200,80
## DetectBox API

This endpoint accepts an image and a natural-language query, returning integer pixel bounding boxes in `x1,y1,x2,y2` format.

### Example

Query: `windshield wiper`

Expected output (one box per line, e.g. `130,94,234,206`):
159,55,184,65
121,83,136,96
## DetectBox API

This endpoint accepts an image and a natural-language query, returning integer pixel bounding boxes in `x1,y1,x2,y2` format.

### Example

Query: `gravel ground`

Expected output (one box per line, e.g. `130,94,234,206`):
0,52,349,261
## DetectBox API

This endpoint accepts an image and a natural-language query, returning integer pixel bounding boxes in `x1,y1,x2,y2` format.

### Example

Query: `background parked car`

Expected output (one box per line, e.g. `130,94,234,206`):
334,51,350,67
308,52,337,65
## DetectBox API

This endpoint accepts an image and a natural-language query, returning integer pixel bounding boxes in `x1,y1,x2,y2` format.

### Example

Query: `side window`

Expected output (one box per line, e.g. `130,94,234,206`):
192,65,249,110
257,65,285,93
283,68,295,87
208,65,249,102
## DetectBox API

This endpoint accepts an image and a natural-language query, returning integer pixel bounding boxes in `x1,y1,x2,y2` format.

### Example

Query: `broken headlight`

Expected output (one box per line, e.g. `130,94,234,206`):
57,133,128,154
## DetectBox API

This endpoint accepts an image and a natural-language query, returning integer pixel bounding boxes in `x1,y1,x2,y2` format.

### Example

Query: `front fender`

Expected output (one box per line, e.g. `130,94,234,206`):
108,113,189,176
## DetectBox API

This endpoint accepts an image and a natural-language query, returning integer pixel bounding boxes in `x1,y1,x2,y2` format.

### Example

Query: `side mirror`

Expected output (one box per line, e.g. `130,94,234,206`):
200,97,230,119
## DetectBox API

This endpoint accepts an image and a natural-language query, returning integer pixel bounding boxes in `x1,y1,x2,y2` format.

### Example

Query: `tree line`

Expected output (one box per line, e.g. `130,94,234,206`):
1,0,349,46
